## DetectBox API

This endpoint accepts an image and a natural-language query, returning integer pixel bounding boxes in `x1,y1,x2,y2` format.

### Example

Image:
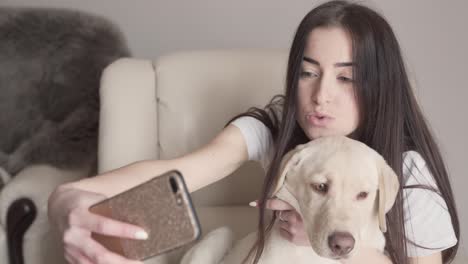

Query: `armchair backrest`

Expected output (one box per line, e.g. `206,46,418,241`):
99,50,288,206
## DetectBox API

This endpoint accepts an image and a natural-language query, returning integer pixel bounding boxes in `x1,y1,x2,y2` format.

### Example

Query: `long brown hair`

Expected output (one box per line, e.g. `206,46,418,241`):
228,1,459,263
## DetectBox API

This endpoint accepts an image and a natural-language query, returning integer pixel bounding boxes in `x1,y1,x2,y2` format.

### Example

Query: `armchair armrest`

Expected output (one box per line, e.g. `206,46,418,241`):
99,58,158,173
0,165,88,264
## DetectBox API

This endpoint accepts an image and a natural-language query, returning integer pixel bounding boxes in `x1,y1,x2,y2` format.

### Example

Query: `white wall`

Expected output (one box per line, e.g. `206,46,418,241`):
1,0,466,258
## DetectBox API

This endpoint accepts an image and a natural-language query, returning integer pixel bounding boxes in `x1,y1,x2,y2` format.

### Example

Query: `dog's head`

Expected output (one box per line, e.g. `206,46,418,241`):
271,136,399,259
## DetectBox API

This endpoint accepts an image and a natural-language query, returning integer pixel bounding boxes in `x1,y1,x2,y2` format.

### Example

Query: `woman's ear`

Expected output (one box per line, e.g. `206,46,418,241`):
377,158,400,233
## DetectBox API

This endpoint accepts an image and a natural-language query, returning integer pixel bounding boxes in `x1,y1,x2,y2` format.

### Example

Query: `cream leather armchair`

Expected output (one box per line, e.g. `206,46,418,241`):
99,50,287,263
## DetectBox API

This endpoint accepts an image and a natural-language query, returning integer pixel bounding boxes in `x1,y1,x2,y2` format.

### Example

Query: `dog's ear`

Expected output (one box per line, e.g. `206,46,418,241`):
271,139,332,196
271,144,308,196
377,158,400,233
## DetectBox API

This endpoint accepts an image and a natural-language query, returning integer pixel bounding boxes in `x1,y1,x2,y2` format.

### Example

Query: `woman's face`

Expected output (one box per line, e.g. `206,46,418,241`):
296,26,360,140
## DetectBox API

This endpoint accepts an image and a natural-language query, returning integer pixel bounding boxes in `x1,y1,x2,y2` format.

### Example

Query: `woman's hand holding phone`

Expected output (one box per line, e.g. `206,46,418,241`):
88,170,201,261
48,186,147,264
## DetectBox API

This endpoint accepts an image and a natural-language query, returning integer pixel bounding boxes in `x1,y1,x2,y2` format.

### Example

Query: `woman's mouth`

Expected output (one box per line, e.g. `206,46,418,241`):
306,113,333,127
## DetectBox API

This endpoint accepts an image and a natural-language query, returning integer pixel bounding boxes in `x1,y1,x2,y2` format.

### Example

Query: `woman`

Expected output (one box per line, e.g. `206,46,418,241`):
48,1,459,263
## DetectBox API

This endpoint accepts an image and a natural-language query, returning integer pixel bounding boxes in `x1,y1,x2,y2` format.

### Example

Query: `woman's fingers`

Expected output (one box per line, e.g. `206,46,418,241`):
50,186,147,264
250,197,310,246
250,198,302,224
66,232,143,264
278,220,310,246
266,198,294,210
70,208,148,240
276,210,300,224
273,205,310,246
249,198,294,211
250,198,303,225
278,226,293,241
65,245,94,264
278,219,297,235
82,237,144,264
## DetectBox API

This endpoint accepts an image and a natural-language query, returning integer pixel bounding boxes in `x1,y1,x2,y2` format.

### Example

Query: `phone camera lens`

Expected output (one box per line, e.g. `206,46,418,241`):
169,176,179,193
176,194,182,205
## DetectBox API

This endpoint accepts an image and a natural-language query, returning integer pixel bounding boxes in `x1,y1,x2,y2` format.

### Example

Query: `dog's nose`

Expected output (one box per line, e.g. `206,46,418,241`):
328,232,355,256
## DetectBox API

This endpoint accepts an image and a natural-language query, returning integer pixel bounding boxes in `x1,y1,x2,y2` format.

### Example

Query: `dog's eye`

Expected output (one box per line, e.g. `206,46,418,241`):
357,192,368,200
311,183,328,194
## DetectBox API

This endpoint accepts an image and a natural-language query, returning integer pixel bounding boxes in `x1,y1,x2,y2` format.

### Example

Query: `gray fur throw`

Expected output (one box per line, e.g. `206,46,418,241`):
0,7,130,182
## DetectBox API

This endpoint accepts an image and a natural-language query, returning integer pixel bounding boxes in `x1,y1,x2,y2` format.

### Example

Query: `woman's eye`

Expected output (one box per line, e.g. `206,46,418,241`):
300,71,318,78
311,183,329,194
337,76,354,82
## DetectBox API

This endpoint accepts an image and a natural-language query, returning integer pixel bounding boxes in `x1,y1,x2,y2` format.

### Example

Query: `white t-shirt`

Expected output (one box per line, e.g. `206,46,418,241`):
231,116,457,257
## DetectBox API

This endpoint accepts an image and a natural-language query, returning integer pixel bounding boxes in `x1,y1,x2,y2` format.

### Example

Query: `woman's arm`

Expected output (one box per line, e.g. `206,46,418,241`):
63,124,248,196
48,124,248,263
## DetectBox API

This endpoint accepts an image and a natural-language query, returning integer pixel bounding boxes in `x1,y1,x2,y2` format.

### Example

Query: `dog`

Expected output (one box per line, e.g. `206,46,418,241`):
181,136,399,264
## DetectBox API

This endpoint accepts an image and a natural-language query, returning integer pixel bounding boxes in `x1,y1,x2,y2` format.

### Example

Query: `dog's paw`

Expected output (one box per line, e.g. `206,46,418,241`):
180,227,234,264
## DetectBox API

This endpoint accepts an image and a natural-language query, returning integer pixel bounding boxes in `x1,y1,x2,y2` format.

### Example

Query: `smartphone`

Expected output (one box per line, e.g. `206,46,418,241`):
89,170,201,261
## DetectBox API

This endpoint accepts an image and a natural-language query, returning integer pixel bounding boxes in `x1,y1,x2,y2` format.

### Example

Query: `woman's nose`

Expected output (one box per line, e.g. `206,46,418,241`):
312,77,334,105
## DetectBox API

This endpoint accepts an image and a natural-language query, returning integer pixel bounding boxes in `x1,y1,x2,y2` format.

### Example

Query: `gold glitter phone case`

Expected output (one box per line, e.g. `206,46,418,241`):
89,170,201,261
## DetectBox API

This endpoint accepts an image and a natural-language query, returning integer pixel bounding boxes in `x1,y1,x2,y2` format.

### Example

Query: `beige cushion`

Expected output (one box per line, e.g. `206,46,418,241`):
99,58,159,171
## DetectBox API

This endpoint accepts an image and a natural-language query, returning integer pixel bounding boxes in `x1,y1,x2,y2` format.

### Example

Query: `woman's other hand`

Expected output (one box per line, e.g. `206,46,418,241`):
250,198,311,246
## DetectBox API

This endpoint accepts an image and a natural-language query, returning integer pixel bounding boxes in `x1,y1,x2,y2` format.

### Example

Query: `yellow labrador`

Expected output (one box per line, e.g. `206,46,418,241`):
181,136,399,264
